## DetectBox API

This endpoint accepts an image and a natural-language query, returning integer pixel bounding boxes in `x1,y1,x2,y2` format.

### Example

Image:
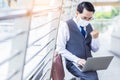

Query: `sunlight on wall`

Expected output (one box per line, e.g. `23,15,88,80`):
35,0,50,6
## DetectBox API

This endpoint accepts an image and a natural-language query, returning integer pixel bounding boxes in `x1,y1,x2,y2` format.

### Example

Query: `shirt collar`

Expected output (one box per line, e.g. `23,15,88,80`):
72,17,86,30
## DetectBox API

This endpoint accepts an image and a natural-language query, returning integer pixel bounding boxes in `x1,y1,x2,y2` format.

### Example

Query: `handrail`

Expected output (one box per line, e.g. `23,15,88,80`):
0,9,28,20
24,49,53,80
0,50,21,66
31,58,52,80
40,69,51,80
6,70,20,80
33,6,61,15
28,28,56,47
30,17,59,30
0,6,61,20
0,5,61,80
32,59,52,80
25,38,55,64
0,30,25,43
63,4,77,8
111,34,120,39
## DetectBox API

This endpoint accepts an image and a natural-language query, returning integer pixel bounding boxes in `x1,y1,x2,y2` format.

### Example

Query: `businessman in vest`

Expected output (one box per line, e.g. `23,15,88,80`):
56,1,99,80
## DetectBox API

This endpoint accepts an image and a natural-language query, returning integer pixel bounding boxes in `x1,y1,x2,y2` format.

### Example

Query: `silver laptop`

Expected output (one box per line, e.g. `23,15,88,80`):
77,56,114,72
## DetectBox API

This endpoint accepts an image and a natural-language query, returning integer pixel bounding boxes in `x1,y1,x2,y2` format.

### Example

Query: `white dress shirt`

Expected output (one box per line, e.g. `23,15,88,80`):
56,18,100,63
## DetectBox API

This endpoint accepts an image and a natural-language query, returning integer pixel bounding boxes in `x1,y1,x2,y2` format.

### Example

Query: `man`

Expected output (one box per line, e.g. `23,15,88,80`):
56,1,99,80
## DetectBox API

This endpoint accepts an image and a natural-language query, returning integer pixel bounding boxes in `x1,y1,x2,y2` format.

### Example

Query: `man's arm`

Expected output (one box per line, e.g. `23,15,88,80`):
90,30,100,52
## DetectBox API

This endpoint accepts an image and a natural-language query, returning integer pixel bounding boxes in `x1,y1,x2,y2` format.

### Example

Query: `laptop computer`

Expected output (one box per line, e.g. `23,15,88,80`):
76,56,114,72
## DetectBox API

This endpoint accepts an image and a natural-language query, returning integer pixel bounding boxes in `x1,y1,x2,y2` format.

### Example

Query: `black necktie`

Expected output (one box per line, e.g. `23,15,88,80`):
80,26,86,37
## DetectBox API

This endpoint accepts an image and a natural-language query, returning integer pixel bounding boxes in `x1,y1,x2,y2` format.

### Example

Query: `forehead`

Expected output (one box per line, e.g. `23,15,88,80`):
81,8,94,17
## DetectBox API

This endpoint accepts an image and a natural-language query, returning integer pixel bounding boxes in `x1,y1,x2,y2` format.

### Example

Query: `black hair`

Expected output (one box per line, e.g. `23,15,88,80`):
77,1,95,13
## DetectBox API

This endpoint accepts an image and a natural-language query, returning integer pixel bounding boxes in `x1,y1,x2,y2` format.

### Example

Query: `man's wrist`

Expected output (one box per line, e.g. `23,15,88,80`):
74,58,80,64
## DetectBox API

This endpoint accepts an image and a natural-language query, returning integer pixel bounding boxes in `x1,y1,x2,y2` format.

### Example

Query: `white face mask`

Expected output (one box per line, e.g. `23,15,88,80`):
77,16,90,27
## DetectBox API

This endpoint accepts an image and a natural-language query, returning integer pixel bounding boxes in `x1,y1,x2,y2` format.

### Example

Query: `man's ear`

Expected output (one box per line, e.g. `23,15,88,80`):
75,11,79,18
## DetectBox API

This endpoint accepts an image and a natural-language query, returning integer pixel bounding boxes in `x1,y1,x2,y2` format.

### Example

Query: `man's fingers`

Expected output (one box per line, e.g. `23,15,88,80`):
90,30,99,39
77,59,86,67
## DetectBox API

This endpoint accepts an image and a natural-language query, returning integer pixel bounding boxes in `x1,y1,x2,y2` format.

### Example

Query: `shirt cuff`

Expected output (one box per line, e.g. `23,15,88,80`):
73,58,80,64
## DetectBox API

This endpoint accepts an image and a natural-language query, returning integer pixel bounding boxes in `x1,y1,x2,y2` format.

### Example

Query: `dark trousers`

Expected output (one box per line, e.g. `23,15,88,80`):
67,64,99,80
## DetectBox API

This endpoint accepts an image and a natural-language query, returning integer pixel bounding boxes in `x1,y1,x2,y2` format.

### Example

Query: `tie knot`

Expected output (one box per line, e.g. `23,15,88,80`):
80,26,84,29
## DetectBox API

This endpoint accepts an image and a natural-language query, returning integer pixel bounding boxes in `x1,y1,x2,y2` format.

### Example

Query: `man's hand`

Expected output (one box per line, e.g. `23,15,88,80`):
90,30,99,39
77,58,86,67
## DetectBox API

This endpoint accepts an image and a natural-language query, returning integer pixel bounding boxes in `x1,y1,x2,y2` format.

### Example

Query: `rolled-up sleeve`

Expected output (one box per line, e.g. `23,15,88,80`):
91,38,100,52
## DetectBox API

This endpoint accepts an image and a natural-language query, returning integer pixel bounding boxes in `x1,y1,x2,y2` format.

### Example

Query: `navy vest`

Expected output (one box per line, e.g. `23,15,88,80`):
66,19,93,67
